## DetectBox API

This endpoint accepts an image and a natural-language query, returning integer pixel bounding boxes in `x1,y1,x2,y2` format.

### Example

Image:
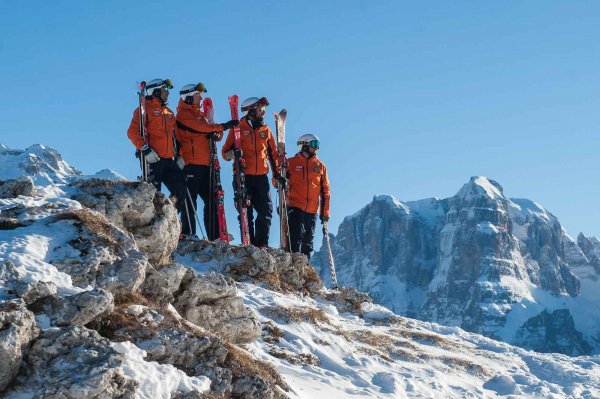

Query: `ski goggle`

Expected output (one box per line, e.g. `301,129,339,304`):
309,139,320,149
160,79,174,93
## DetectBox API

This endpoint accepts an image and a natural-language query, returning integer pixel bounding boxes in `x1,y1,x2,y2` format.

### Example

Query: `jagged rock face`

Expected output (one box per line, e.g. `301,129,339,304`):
177,240,323,295
0,301,38,393
41,288,115,327
512,309,592,355
171,271,262,344
313,176,589,355
0,176,35,198
71,180,179,266
577,233,600,271
49,209,148,296
6,326,138,398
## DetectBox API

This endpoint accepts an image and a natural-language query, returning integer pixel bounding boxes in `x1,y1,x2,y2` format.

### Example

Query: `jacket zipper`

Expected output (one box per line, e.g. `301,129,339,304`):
305,157,310,212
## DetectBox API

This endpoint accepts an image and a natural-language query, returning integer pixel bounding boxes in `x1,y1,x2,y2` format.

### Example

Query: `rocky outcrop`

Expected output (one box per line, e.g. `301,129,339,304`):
6,326,137,397
177,240,323,295
313,176,593,355
0,301,38,393
148,267,262,345
50,209,148,296
71,180,179,266
41,288,114,327
513,309,592,355
0,176,35,198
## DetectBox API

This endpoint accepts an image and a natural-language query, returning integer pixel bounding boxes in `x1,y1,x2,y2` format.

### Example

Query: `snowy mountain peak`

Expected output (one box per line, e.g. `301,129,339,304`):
0,144,125,186
455,176,504,202
0,143,81,185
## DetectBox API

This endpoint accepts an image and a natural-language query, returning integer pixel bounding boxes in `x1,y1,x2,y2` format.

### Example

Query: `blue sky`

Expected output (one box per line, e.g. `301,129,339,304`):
2,1,600,246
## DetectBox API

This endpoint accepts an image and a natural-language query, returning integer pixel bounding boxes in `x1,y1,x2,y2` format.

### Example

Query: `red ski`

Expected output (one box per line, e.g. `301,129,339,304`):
203,97,230,243
228,95,251,246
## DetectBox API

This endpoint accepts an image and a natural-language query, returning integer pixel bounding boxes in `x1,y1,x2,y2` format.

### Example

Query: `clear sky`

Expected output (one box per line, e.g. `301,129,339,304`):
2,1,600,246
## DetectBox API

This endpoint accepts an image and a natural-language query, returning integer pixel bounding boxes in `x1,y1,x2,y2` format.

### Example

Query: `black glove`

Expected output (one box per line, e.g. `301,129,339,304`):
222,120,240,130
320,215,329,224
274,173,287,186
207,132,220,140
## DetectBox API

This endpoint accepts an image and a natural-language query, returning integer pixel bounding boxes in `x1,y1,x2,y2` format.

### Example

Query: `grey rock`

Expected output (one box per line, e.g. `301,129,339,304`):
142,262,191,304
44,288,114,326
0,261,57,304
49,209,148,296
0,176,35,198
172,271,261,344
71,180,179,266
7,326,137,398
0,301,38,393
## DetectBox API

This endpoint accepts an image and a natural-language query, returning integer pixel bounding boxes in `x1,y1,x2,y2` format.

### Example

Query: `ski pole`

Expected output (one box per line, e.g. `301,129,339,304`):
186,187,206,239
322,221,338,289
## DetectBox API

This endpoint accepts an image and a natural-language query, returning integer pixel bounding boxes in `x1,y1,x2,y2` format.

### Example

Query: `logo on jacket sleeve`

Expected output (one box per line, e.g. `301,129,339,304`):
312,165,320,173
153,110,161,116
259,132,266,138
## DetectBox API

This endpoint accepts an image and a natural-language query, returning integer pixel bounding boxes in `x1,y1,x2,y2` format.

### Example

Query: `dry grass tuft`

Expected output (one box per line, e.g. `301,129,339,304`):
263,305,330,325
55,209,118,249
438,355,489,377
0,301,20,312
225,344,289,392
0,217,26,230
268,347,320,366
351,329,420,363
262,321,286,344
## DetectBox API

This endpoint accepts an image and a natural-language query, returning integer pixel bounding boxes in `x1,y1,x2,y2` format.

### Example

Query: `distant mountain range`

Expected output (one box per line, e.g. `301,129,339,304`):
313,176,600,355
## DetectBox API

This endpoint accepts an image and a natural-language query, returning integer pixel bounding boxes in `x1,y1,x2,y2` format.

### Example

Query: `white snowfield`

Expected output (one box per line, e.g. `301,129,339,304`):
2,144,600,398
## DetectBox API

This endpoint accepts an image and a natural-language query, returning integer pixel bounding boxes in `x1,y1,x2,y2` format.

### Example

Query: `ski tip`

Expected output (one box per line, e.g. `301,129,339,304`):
137,81,146,90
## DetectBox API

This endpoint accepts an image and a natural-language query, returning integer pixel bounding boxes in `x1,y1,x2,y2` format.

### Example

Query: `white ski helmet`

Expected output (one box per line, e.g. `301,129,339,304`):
297,134,320,150
179,83,207,102
241,96,269,116
145,78,173,96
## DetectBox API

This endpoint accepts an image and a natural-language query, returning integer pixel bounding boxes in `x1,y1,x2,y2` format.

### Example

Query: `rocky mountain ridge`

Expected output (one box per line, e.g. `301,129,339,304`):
313,176,600,356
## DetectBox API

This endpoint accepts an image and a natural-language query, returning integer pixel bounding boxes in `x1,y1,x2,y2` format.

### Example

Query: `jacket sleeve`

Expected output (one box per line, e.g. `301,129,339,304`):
221,129,235,160
178,114,224,134
320,164,331,218
127,108,145,150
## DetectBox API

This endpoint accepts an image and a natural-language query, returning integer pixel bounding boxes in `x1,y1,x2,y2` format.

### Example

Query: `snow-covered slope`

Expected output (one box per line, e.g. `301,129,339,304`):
313,176,600,356
2,145,600,398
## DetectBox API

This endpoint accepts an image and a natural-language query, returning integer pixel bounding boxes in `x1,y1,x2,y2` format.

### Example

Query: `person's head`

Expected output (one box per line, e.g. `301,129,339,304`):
297,134,320,156
241,97,269,122
146,78,173,104
180,83,207,105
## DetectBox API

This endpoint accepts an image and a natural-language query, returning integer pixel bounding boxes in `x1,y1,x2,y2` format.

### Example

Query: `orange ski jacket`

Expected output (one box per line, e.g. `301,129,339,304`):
127,98,177,159
286,152,331,217
175,99,224,166
221,117,278,176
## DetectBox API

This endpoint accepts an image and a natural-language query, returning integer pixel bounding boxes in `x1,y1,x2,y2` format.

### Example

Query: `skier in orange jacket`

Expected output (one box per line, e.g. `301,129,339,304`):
284,134,330,259
175,83,239,240
221,96,283,247
127,78,188,229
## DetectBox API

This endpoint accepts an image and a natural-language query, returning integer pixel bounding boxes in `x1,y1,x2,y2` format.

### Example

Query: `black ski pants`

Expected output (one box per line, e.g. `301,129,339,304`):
182,164,220,240
148,158,187,217
235,174,272,247
287,206,317,259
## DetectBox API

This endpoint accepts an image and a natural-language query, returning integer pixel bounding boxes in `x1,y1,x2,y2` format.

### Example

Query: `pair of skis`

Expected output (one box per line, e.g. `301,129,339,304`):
136,81,149,182
204,97,230,243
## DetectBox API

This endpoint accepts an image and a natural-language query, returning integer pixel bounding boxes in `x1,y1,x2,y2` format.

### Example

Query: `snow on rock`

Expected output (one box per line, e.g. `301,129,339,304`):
112,341,211,397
